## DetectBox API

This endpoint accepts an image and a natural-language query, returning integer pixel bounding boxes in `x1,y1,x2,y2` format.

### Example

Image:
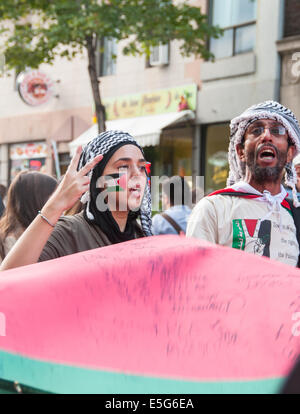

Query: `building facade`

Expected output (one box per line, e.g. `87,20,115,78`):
277,0,300,125
0,0,290,197
0,52,94,186
0,6,202,190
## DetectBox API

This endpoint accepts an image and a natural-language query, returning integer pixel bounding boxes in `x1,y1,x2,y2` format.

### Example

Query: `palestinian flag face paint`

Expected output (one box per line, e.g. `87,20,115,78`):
97,173,128,192
145,162,151,187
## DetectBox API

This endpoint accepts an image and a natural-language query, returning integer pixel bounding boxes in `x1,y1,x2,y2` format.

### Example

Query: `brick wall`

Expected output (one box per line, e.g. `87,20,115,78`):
284,0,300,37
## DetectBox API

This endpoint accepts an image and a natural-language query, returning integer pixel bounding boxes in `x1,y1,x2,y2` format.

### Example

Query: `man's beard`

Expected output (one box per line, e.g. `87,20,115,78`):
243,144,288,182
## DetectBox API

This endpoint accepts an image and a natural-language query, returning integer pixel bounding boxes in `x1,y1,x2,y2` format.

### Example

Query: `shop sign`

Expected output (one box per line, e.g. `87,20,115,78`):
16,70,54,106
10,142,48,160
103,84,197,121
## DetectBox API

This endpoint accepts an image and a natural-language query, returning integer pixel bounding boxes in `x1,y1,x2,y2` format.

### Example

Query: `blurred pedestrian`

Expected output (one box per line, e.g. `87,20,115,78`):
1,131,152,270
0,171,57,262
152,176,192,235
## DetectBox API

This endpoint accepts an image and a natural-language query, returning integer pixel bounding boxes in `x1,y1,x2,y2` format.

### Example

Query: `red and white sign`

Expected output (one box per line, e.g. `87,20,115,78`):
10,142,48,160
17,70,54,106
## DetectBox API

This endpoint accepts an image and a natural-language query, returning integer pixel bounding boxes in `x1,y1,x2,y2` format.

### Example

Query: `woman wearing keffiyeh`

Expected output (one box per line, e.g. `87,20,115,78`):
1,131,152,270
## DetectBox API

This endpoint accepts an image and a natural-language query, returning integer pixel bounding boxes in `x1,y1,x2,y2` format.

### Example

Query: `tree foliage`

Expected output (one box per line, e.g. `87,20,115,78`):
0,0,222,131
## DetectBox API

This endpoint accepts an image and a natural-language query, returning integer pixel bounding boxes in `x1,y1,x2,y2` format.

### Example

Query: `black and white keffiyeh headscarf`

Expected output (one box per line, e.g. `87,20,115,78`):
77,130,152,238
228,100,300,207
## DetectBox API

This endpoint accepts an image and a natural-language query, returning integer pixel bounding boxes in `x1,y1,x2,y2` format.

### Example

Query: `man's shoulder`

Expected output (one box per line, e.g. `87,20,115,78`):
195,191,234,206
206,188,258,198
191,189,251,218
190,195,221,219
199,187,261,204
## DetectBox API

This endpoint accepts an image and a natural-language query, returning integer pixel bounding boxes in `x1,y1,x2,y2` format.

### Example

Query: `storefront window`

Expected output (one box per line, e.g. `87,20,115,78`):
204,123,230,194
9,141,48,181
158,126,194,177
59,153,71,176
143,125,194,212
143,126,194,178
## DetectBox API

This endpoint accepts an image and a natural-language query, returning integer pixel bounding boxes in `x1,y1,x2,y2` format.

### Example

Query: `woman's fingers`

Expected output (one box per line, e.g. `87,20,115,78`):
81,184,90,193
68,175,91,194
66,146,102,178
53,150,101,212
78,154,103,177
80,176,91,186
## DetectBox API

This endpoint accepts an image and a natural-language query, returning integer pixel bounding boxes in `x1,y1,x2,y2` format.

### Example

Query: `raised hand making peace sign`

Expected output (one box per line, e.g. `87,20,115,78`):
48,146,103,217
0,146,103,271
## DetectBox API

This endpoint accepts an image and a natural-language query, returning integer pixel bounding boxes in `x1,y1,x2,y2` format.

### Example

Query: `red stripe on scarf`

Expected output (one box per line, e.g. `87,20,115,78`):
281,198,291,210
207,188,260,199
207,188,292,210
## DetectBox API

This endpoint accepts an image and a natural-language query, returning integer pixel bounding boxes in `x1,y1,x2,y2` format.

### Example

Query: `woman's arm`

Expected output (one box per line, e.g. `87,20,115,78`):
0,146,102,271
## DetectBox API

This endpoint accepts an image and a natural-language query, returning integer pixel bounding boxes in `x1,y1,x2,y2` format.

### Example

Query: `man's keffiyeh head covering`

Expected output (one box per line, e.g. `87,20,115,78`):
77,130,152,238
227,100,300,207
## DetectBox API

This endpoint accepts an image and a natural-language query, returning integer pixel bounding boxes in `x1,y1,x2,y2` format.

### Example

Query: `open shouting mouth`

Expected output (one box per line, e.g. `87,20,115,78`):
257,145,277,163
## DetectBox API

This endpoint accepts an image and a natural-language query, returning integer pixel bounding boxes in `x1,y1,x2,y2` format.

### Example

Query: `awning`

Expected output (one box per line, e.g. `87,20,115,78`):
69,109,195,155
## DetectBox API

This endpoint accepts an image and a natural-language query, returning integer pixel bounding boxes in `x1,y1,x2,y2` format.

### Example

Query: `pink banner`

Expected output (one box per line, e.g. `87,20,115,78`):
0,235,300,382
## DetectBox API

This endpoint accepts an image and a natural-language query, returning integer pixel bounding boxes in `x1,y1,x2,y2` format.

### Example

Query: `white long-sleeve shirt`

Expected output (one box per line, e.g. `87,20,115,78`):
187,184,299,267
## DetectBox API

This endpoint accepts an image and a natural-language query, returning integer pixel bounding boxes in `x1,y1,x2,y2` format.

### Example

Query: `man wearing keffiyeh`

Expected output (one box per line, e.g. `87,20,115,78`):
187,101,300,267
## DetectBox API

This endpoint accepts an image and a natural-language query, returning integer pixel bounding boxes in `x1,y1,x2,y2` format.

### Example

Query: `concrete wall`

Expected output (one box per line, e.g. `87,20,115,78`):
0,52,92,118
98,39,201,99
0,52,93,145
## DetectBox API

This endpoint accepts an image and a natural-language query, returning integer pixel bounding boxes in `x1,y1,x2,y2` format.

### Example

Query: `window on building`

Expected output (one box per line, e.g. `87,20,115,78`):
284,0,300,38
9,141,48,183
203,123,230,194
146,43,170,68
96,37,117,77
209,0,257,59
